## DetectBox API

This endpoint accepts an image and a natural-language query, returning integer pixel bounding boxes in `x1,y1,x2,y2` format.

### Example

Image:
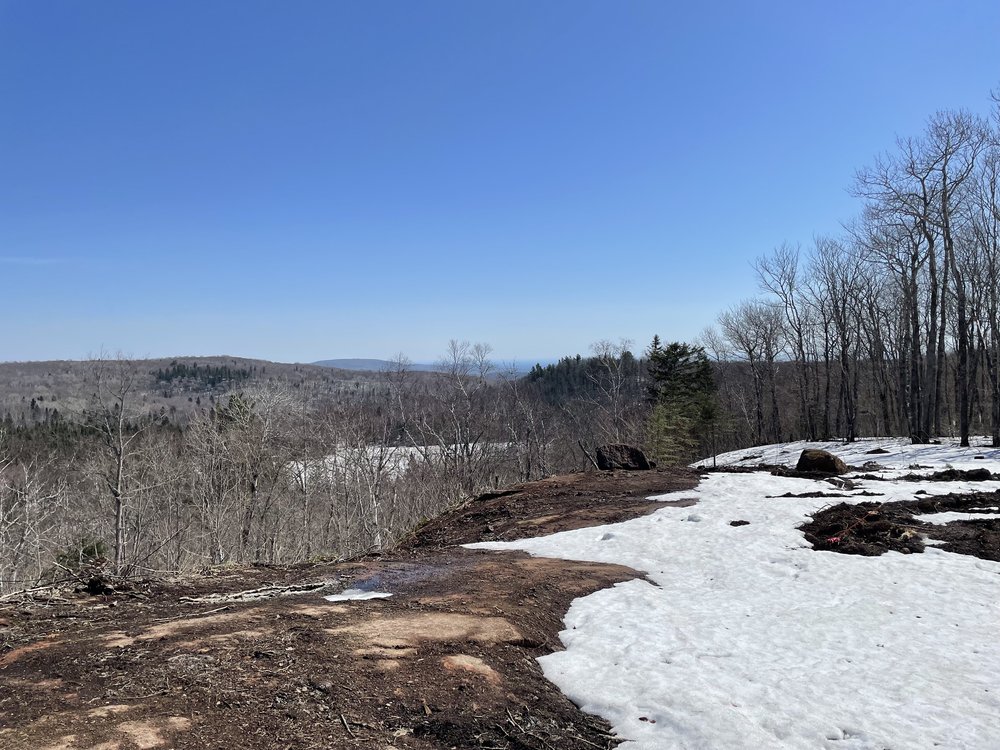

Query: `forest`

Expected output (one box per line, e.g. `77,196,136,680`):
706,99,1000,450
0,342,680,593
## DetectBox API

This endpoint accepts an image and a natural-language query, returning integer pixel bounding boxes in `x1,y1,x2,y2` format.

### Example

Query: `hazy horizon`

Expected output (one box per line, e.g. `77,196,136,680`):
0,351,562,368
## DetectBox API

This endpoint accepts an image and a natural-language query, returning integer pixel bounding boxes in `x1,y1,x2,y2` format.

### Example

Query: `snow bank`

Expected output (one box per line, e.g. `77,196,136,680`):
707,436,1000,476
469,439,1000,749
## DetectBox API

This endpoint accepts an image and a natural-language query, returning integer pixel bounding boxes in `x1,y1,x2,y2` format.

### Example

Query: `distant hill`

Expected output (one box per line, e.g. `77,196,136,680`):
313,358,556,377
312,358,444,373
0,355,379,426
0,355,559,429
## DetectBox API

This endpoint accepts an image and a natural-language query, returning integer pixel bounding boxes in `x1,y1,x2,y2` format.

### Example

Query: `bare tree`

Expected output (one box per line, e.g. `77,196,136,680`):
808,238,865,440
756,243,819,439
718,301,785,444
925,111,989,445
85,353,159,576
0,434,64,593
969,104,1000,445
586,338,642,445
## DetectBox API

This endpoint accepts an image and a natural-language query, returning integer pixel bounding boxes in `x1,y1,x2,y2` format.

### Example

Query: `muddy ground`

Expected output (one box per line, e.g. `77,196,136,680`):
0,469,698,750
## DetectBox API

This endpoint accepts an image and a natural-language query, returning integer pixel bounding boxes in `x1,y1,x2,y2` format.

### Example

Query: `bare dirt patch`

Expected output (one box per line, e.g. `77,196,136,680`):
442,654,501,685
328,612,528,649
403,468,700,548
0,635,60,667
802,489,1000,561
0,468,696,750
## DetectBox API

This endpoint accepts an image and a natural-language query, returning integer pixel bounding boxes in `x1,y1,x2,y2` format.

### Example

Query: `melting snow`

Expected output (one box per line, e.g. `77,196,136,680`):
323,588,393,602
917,511,1000,524
469,438,1000,749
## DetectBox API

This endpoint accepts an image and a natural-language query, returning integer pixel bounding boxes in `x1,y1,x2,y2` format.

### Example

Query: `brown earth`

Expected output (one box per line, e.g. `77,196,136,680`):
801,487,1000,561
0,469,698,750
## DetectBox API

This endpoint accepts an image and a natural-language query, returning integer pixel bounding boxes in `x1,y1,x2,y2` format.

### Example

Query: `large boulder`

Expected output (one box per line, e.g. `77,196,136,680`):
795,449,848,475
596,443,651,471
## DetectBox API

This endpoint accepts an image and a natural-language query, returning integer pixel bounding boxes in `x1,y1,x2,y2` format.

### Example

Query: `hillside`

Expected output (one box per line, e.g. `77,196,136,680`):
313,358,445,373
313,358,549,377
0,356,386,425
0,469,697,750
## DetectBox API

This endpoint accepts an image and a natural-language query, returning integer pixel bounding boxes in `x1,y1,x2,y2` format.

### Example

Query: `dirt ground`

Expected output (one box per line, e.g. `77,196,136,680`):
0,469,698,750
802,488,1000,561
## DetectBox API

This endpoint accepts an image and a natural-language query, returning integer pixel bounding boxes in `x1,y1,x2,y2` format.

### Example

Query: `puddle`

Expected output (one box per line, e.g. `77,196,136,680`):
345,559,476,594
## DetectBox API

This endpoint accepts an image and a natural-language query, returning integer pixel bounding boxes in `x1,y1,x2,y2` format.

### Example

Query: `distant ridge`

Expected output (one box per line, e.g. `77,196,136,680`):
312,358,555,376
311,358,444,373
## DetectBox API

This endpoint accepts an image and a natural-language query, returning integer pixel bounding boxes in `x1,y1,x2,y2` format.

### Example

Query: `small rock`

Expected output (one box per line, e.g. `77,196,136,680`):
309,679,333,694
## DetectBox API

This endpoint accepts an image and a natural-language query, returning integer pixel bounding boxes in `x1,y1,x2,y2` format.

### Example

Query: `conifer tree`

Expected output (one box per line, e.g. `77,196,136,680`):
645,339,717,465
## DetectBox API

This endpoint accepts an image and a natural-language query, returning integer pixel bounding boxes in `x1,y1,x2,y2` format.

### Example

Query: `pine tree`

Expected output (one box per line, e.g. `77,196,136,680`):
645,339,717,465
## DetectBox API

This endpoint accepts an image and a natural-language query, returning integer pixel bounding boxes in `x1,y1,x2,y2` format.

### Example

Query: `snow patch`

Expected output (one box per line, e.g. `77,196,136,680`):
468,439,1000,749
918,511,1000,525
323,588,392,602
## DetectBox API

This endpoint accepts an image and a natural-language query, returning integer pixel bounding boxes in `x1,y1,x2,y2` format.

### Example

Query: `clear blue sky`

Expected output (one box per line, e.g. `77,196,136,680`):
2,1,998,364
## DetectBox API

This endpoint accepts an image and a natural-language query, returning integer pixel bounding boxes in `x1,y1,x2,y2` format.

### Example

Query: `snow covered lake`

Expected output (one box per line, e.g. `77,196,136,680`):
469,438,1000,749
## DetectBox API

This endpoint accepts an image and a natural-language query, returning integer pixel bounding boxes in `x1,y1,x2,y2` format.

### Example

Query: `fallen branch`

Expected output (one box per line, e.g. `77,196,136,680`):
179,582,328,604
149,605,231,623
339,714,356,738
577,440,600,471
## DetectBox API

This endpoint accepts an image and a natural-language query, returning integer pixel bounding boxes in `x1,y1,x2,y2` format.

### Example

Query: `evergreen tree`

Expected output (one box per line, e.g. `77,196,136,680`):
645,339,717,465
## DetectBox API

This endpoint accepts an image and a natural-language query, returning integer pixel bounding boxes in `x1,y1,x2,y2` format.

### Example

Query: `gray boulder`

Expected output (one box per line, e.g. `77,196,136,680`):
596,444,652,471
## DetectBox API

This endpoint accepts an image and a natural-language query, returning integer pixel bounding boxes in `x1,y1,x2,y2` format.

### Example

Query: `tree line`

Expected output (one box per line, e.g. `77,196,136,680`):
703,91,1000,450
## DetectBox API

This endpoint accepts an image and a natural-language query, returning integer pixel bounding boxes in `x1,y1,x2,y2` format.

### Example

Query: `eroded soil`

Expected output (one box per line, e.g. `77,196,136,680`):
0,469,697,750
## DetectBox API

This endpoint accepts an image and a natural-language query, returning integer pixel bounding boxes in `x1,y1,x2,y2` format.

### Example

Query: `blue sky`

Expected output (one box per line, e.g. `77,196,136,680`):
1,1,998,364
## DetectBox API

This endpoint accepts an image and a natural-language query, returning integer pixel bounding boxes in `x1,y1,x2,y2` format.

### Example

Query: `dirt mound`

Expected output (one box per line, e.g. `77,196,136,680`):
801,502,925,556
910,468,995,481
801,490,1000,561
